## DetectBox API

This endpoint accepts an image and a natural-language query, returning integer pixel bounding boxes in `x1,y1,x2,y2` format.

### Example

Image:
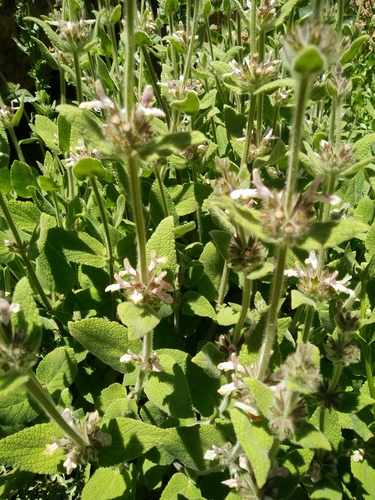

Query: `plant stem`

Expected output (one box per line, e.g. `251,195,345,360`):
250,0,257,56
0,191,52,311
124,0,136,120
232,276,252,347
337,0,344,32
25,369,89,448
8,126,25,163
257,243,288,380
181,0,200,88
285,74,312,214
59,68,66,105
241,93,256,168
133,329,153,402
72,51,83,103
302,305,315,343
90,176,116,319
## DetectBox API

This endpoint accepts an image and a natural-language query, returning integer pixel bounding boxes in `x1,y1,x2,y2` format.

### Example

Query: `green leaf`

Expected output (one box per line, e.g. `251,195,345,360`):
137,131,207,162
253,78,295,96
144,351,194,418
10,160,37,198
0,423,64,474
339,34,369,65
244,379,274,419
300,220,369,250
68,318,142,373
352,457,375,500
164,0,179,13
0,386,40,426
34,115,61,155
149,179,179,227
273,449,314,500
117,302,161,340
135,29,152,46
0,124,10,169
290,422,331,450
160,472,202,500
12,277,42,352
24,17,71,52
231,407,273,488
31,36,59,70
98,417,167,467
163,424,227,471
96,383,127,415
0,469,35,499
352,133,375,161
146,216,177,275
81,467,132,500
293,46,325,75
337,391,375,413
191,342,225,379
73,157,107,180
197,241,226,302
210,230,231,260
304,476,343,500
0,166,11,193
170,91,200,115
216,305,240,326
224,106,246,158
36,347,77,401
181,290,216,320
291,289,317,310
168,183,213,217
39,176,60,192
0,370,28,397
4,200,40,233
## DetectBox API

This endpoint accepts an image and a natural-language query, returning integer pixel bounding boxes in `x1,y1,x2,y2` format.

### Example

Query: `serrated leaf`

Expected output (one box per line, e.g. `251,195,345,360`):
137,131,207,162
73,157,107,180
291,289,317,310
68,318,142,373
191,342,225,379
290,422,331,450
81,467,132,500
160,472,202,500
98,417,167,467
36,347,77,401
146,216,177,275
0,423,64,474
117,301,161,340
301,220,369,250
231,407,273,488
181,290,216,320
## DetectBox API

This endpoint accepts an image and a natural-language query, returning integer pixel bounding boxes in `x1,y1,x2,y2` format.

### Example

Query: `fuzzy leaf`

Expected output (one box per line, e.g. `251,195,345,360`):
191,342,225,379
300,220,369,250
146,216,177,274
290,422,331,450
160,472,202,500
170,91,200,115
96,384,127,415
4,200,40,233
144,352,194,418
351,457,375,500
34,115,61,155
352,133,375,161
168,183,213,217
304,476,343,500
210,230,231,260
337,391,375,413
291,289,317,310
181,291,216,320
149,180,179,227
12,277,42,352
254,78,295,95
0,386,40,426
198,242,226,301
0,166,11,193
273,449,314,499
0,371,28,397
137,131,207,162
0,423,64,474
339,34,369,65
73,157,107,180
117,302,161,340
216,306,240,326
231,408,274,488
81,467,132,500
0,124,10,169
36,347,77,400
224,106,246,157
68,318,142,373
245,379,273,419
98,417,167,467
11,160,38,198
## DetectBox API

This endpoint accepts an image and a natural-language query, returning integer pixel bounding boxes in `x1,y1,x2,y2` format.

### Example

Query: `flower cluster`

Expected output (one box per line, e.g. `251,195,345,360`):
46,9,96,53
105,251,173,306
285,250,354,301
44,409,111,474
65,138,102,168
313,140,356,178
227,234,268,274
120,349,162,372
159,74,203,102
80,83,165,152
244,127,275,164
0,102,19,130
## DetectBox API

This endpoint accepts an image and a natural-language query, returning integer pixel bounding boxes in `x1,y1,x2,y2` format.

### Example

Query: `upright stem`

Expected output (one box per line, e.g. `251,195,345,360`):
90,176,116,319
337,0,344,32
72,51,83,103
241,94,257,168
8,127,25,163
250,0,257,57
302,305,315,343
124,0,136,120
181,0,200,88
25,369,89,448
133,329,153,402
232,276,252,347
257,243,288,380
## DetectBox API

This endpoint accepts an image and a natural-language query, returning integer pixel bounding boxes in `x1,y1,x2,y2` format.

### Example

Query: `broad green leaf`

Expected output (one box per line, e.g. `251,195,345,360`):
163,424,227,471
25,17,71,52
168,183,213,217
291,289,317,310
184,261,204,287
0,469,35,499
0,166,11,193
191,342,225,379
135,29,152,46
293,45,325,75
73,157,107,180
300,220,369,250
198,241,226,301
254,78,295,96
216,305,240,326
339,34,369,65
175,221,196,238
68,318,142,373
304,476,343,500
58,113,71,154
0,123,10,169
244,379,273,419
103,398,139,420
224,106,246,157
0,370,28,397
12,277,42,351
39,176,60,192
149,179,179,227
10,160,38,198
144,352,194,418
160,472,202,500
231,407,273,488
81,467,132,500
0,386,40,426
137,131,207,162
170,91,200,115
272,449,314,499
34,115,61,155
36,347,77,401
290,421,331,450
98,417,167,467
0,423,64,474
181,291,216,320
96,383,127,415
354,196,375,225
3,200,40,233
352,457,375,500
210,230,231,260
337,391,375,413
352,133,375,161
117,302,161,340
200,89,217,110
146,216,177,275
96,54,116,92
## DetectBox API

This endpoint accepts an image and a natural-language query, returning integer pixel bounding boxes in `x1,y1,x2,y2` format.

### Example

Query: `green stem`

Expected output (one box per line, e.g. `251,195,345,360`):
232,276,252,347
250,0,257,56
124,0,136,120
302,305,315,343
362,342,375,417
153,165,169,218
312,0,324,20
356,0,364,22
90,176,116,320
8,127,25,163
72,51,83,103
285,74,312,214
181,0,200,88
66,165,75,200
52,192,62,228
241,93,257,168
257,243,288,380
191,163,203,242
0,191,52,311
25,369,89,448
328,364,343,393
133,329,153,402
59,68,66,105
337,0,344,32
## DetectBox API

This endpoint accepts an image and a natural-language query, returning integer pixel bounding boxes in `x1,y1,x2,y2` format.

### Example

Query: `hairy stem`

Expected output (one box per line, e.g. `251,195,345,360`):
232,276,252,347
